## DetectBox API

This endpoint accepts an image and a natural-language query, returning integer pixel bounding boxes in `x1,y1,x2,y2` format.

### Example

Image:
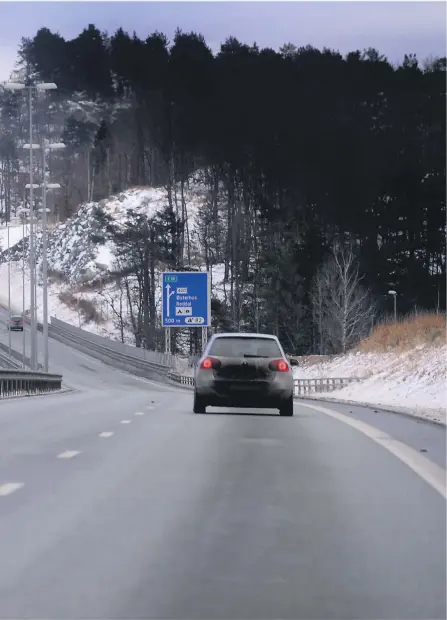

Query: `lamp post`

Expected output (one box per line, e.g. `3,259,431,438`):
24,178,40,368
4,80,58,370
40,140,65,372
20,208,30,367
388,290,397,322
7,223,11,356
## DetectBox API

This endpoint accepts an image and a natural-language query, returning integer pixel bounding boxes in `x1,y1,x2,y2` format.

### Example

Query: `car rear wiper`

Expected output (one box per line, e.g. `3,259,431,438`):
243,354,269,358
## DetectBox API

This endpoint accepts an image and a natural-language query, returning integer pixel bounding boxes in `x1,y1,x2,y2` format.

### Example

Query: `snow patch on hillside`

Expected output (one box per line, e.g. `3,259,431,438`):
0,178,230,346
293,346,446,424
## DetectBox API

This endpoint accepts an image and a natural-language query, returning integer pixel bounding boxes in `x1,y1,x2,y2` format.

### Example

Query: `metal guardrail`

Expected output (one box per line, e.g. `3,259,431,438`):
167,371,362,396
167,370,195,386
48,318,171,381
0,349,22,370
294,377,361,395
0,370,63,399
0,340,42,370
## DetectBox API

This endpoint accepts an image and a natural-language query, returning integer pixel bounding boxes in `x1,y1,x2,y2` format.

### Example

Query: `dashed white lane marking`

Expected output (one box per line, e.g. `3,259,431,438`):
300,402,447,499
134,411,145,416
146,406,155,410
98,431,114,438
121,419,131,424
57,450,80,459
0,482,24,496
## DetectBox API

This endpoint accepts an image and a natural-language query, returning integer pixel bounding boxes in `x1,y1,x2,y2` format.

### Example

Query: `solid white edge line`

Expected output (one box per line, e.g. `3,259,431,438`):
0,482,24,496
298,402,446,499
57,450,81,459
98,431,114,438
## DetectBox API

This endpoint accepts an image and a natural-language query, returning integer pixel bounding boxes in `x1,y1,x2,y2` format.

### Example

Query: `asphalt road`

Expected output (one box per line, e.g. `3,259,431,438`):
0,309,445,619
0,307,146,390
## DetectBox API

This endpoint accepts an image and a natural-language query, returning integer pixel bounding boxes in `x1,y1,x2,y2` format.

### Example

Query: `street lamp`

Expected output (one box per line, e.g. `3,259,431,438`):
40,140,65,372
24,141,65,372
6,223,11,356
24,179,40,341
20,207,30,367
388,290,397,322
4,80,58,370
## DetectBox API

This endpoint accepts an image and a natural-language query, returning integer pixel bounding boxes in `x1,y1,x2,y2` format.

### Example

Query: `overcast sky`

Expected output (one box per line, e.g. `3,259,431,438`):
0,1,445,80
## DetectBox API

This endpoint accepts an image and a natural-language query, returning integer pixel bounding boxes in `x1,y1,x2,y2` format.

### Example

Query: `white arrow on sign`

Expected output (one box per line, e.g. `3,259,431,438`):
165,284,176,317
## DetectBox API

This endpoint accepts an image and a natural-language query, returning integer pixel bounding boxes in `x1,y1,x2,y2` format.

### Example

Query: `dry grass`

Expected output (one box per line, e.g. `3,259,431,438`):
58,290,102,324
359,312,446,353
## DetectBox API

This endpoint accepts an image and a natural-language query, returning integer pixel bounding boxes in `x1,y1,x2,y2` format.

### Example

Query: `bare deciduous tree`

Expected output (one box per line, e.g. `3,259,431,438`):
311,245,374,354
98,282,127,343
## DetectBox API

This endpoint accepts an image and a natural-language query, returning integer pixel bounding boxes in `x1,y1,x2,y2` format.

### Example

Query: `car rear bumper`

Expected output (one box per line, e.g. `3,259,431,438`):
195,378,293,407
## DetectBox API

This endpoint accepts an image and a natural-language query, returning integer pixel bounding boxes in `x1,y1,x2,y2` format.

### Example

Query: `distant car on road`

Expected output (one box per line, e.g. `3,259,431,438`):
9,314,24,331
194,332,297,416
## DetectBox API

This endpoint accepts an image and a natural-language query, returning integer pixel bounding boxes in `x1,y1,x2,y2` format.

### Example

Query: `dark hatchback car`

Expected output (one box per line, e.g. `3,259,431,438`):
194,332,297,416
9,315,24,331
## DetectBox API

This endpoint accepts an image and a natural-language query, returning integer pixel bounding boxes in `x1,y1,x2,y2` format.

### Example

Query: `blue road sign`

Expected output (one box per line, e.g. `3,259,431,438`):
161,271,211,327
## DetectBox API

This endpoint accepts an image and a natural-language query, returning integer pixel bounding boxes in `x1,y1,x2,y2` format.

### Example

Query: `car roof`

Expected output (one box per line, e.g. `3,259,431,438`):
209,332,279,341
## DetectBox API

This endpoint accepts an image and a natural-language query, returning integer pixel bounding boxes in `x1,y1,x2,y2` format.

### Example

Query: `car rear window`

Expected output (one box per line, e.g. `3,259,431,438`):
208,337,282,358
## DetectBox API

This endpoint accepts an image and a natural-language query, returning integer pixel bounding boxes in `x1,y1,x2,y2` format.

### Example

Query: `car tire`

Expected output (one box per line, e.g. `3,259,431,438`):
279,395,294,417
193,392,206,414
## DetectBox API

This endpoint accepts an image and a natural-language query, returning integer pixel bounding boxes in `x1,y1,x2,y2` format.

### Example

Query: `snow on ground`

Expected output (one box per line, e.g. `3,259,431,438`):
0,222,27,252
293,347,446,425
95,243,115,270
3,178,211,287
0,261,119,338
0,223,122,338
209,263,227,303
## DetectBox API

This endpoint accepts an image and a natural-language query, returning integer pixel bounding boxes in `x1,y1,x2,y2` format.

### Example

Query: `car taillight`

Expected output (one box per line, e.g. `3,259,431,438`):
200,357,220,370
269,359,290,372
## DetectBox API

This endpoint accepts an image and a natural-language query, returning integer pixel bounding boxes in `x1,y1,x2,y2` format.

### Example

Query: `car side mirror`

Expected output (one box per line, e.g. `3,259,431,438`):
289,358,298,367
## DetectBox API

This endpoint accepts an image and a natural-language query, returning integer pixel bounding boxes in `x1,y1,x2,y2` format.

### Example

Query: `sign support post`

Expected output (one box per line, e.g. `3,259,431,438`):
201,326,208,353
165,327,171,355
162,272,211,355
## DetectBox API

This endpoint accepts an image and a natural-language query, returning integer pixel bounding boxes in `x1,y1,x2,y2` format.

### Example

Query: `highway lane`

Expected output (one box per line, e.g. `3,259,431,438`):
0,391,445,619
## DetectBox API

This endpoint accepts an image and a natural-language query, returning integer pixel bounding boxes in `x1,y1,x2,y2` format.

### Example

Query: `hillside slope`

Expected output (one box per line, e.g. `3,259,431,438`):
293,315,446,424
0,177,227,343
